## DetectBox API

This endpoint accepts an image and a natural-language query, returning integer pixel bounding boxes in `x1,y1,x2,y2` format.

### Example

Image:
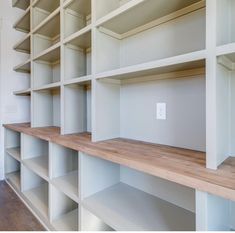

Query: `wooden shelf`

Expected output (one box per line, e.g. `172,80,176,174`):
64,0,91,16
6,147,21,161
96,0,204,36
4,123,235,202
6,171,21,191
14,59,31,73
83,183,195,231
24,183,48,219
33,0,60,13
33,82,61,92
14,8,30,33
23,156,48,180
14,89,31,96
13,33,30,54
52,209,78,231
12,0,30,10
96,50,206,81
52,171,78,203
64,75,92,85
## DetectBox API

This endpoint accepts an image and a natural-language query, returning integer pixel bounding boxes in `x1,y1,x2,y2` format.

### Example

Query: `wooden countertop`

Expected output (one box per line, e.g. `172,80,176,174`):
4,123,235,201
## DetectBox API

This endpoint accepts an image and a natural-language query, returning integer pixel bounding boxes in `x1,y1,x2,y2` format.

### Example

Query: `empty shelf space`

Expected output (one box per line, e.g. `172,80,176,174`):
33,10,60,39
23,156,48,180
13,33,30,54
96,0,204,36
32,0,60,29
6,171,21,191
23,183,49,219
52,209,78,231
96,50,206,81
64,0,91,38
12,0,30,10
51,143,78,201
6,147,21,161
14,89,31,96
64,30,91,80
5,153,21,190
50,186,78,230
14,8,30,33
83,183,195,231
64,83,91,134
52,171,78,202
33,43,60,63
32,88,61,127
14,59,31,73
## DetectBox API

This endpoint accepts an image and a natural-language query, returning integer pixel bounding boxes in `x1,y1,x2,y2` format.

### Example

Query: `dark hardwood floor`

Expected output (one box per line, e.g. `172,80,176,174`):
0,181,45,231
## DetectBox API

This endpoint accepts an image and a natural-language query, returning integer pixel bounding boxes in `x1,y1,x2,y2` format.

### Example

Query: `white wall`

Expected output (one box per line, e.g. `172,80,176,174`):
0,0,30,179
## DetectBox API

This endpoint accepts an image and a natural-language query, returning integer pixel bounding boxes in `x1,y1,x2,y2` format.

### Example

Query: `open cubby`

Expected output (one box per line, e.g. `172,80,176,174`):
13,0,30,10
80,153,195,231
33,12,60,57
22,134,49,180
33,60,60,88
5,154,21,191
64,30,91,80
95,2,205,74
13,33,30,54
50,185,78,231
14,8,30,33
32,88,61,128
22,165,49,220
64,0,91,38
64,82,91,135
94,73,206,152
5,129,21,161
50,143,79,202
32,0,60,30
216,0,235,46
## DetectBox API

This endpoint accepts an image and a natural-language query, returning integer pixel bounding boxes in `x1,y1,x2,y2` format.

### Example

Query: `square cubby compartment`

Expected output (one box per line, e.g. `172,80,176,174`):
64,0,91,38
51,143,79,202
64,82,91,134
22,134,49,180
32,87,61,128
32,0,60,30
80,153,195,231
33,60,60,88
64,30,91,80
50,185,78,231
5,129,21,161
22,165,49,220
5,154,21,191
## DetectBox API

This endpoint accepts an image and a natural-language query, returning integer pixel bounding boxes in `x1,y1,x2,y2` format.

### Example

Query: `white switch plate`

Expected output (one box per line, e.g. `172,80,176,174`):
156,103,166,120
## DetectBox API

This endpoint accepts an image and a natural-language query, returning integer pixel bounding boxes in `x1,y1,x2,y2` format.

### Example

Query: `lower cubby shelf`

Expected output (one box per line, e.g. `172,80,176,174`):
22,165,49,220
50,185,78,231
83,182,195,231
6,171,21,191
6,147,21,161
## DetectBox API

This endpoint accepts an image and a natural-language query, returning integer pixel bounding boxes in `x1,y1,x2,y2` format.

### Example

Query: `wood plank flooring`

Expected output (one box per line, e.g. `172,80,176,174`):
0,181,45,231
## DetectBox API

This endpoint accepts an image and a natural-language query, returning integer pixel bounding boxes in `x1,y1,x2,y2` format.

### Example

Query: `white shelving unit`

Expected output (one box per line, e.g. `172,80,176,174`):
9,0,235,231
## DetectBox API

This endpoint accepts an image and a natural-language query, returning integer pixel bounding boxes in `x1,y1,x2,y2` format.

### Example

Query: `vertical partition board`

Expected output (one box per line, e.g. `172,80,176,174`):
206,0,219,169
196,191,231,231
230,72,235,155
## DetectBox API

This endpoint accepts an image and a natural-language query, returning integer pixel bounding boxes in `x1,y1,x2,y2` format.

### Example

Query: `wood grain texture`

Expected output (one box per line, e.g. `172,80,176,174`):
4,123,235,201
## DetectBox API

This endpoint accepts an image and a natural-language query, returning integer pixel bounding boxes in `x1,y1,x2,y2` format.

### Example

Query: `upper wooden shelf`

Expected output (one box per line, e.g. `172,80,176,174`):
12,0,30,10
14,8,30,33
14,59,31,73
96,0,205,37
3,123,235,202
64,0,91,16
